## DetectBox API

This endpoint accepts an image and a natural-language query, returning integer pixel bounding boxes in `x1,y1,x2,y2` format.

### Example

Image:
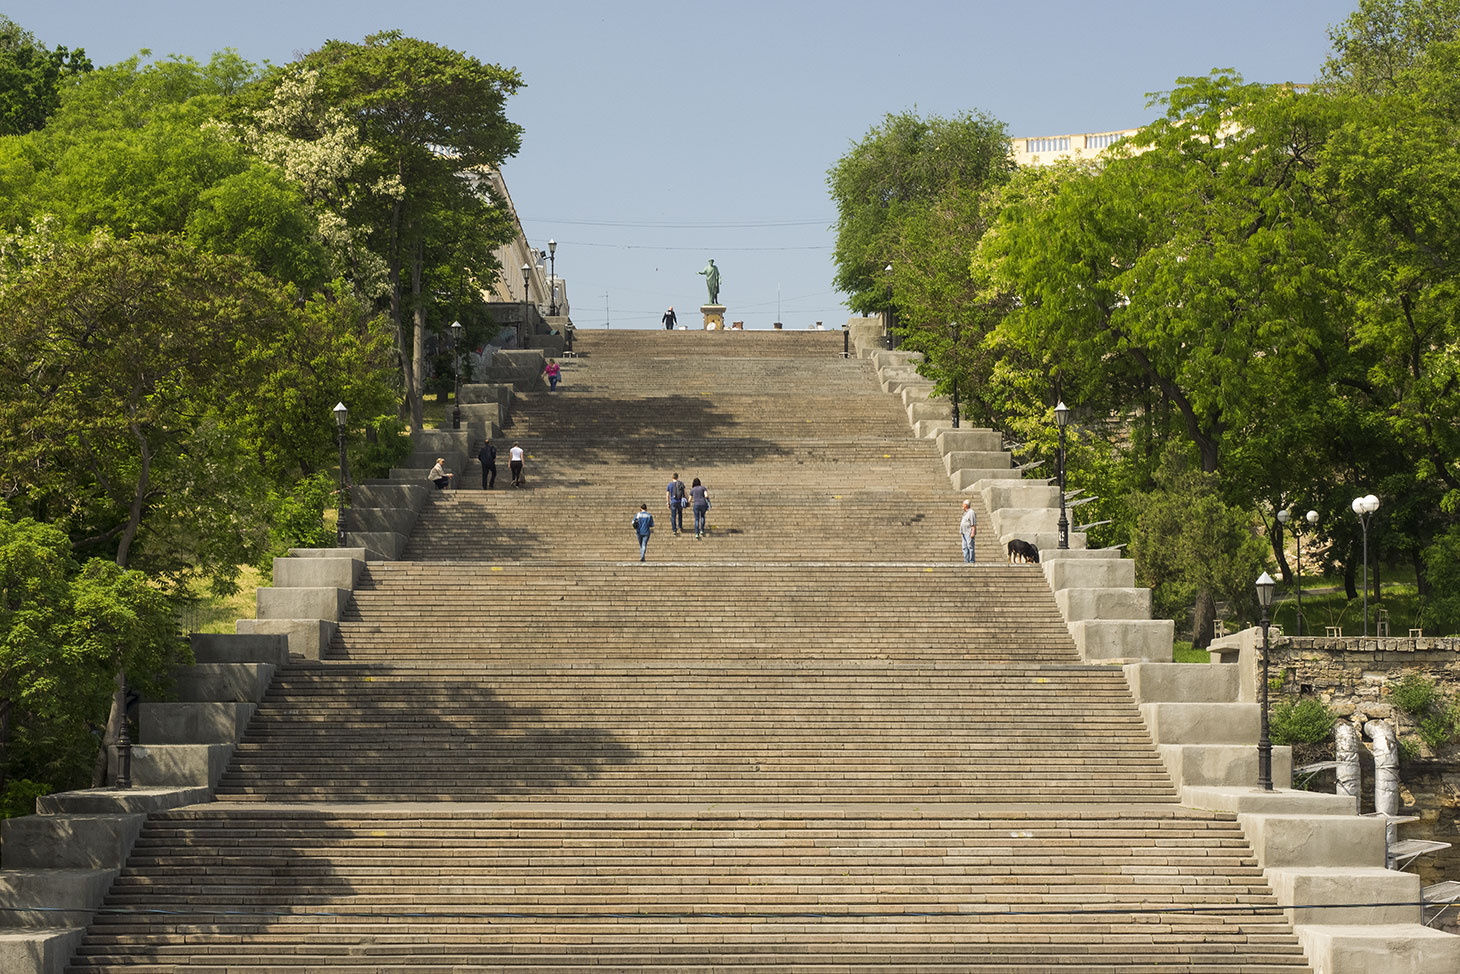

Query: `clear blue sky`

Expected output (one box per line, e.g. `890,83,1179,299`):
9,0,1358,329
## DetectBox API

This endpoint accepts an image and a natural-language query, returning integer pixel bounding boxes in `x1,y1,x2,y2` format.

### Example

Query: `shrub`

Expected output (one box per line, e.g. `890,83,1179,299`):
1418,707,1457,752
1390,674,1440,716
1269,698,1337,746
1,779,50,819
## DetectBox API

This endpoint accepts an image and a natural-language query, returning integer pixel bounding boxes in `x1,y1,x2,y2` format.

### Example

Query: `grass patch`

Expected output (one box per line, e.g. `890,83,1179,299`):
177,565,261,635
1172,640,1209,663
1268,568,1425,636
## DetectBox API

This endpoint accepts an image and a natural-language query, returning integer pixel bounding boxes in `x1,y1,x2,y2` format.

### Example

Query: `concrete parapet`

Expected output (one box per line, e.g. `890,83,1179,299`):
273,555,362,590
977,480,1054,509
344,531,405,560
189,632,288,667
460,382,513,410
0,868,119,927
990,507,1060,538
140,701,255,744
1027,531,1088,552
1239,814,1388,869
1182,785,1360,816
352,483,428,513
288,546,370,560
912,419,953,439
1124,662,1239,703
523,332,565,357
907,401,951,425
846,319,884,354
945,452,1012,478
2,814,145,869
36,787,209,816
346,506,419,536
899,384,938,405
124,742,234,788
1069,618,1174,661
870,350,924,370
1157,743,1292,788
1297,923,1460,974
936,429,1003,454
172,663,275,704
1142,701,1257,744
485,349,546,390
235,618,336,660
0,928,87,974
951,466,1023,490
256,586,350,622
1268,867,1421,925
413,427,471,455
1056,587,1154,622
1044,556,1136,590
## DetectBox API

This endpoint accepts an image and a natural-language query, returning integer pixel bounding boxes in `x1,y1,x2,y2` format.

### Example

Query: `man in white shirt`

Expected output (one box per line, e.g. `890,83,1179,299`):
960,500,977,563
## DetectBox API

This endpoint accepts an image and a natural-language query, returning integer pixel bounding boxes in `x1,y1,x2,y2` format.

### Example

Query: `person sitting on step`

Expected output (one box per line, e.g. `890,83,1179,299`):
428,458,453,490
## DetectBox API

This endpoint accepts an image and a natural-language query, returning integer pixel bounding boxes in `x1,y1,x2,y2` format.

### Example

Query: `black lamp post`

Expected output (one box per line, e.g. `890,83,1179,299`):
333,401,349,547
1351,493,1380,636
884,264,894,350
547,240,557,316
1256,571,1276,791
521,263,531,347
114,669,132,789
1278,509,1319,636
1054,400,1070,549
450,320,463,430
950,321,961,429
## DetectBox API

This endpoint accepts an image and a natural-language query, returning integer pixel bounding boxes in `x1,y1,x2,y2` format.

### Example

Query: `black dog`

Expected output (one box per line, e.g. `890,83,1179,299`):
1007,539,1040,564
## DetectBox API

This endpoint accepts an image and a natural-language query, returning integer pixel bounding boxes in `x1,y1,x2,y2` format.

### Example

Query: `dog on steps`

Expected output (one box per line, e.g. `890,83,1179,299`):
1007,539,1040,564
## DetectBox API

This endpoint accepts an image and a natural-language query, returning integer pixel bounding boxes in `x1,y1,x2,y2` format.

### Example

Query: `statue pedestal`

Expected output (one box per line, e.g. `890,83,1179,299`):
700,305,726,330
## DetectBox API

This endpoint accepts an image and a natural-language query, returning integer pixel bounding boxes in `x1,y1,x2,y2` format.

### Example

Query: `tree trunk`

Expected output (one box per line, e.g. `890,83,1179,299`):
91,670,126,788
1191,589,1217,649
114,425,151,569
386,196,420,432
1271,517,1292,583
1343,547,1358,601
1413,546,1429,597
410,237,427,432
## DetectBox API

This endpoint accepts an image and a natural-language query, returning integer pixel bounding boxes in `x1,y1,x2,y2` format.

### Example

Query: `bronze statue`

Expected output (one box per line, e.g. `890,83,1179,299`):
698,259,721,305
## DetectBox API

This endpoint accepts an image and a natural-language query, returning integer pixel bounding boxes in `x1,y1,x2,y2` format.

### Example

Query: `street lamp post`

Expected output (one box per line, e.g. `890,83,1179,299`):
113,669,132,789
950,321,960,429
1054,401,1070,549
519,264,531,349
1278,509,1319,636
333,402,349,548
547,240,557,316
450,320,463,430
884,264,894,350
1351,493,1380,636
1256,571,1276,791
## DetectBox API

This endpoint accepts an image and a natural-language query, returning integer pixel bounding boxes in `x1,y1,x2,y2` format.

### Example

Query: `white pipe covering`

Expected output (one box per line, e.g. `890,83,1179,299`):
1365,720,1400,817
1335,721,1362,801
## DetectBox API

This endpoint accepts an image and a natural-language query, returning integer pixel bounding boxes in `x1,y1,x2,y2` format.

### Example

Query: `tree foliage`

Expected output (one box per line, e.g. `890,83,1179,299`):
0,15,92,136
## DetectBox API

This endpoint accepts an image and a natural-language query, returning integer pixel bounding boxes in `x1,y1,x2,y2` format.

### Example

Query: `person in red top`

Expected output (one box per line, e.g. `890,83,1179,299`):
544,358,561,391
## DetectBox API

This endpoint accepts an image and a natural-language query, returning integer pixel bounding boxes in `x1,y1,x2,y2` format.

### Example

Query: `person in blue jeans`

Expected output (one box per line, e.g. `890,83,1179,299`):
666,473,687,535
689,477,710,539
633,503,654,561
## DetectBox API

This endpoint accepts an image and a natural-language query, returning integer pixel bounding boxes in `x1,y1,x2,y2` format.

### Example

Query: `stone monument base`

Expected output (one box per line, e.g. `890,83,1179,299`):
701,305,726,330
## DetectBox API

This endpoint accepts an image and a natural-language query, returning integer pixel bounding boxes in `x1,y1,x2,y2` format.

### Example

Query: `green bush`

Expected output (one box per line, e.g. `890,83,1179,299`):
1418,707,1457,752
1,779,51,819
1390,674,1440,716
1269,698,1337,746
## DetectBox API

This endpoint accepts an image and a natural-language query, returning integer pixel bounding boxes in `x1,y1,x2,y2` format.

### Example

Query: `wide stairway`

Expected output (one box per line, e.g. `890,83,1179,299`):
69,331,1314,972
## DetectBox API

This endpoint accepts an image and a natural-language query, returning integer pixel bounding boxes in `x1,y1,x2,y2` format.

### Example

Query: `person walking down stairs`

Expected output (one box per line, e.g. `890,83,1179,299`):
690,477,710,539
633,503,655,561
544,358,561,391
509,442,525,487
960,499,977,563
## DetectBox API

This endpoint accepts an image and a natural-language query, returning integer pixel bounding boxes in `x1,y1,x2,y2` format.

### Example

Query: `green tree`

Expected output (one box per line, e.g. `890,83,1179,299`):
274,32,524,430
828,109,1014,321
0,15,92,136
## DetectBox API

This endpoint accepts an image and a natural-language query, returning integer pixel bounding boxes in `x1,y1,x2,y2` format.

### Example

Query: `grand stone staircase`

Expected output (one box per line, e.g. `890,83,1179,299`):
38,331,1376,970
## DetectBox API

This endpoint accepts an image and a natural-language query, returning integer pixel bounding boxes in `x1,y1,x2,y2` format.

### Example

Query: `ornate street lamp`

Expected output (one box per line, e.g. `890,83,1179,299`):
521,263,531,347
1351,493,1380,636
113,669,132,789
547,239,558,316
333,402,349,548
450,320,463,431
1256,571,1276,791
1054,401,1070,549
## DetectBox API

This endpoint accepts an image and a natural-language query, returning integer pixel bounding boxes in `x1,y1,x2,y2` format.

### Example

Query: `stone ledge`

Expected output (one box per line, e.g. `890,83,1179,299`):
1239,813,1388,869
1125,661,1239,703
1158,743,1293,789
1,814,146,869
1297,922,1460,974
1142,702,1258,744
0,928,87,974
1183,785,1360,815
